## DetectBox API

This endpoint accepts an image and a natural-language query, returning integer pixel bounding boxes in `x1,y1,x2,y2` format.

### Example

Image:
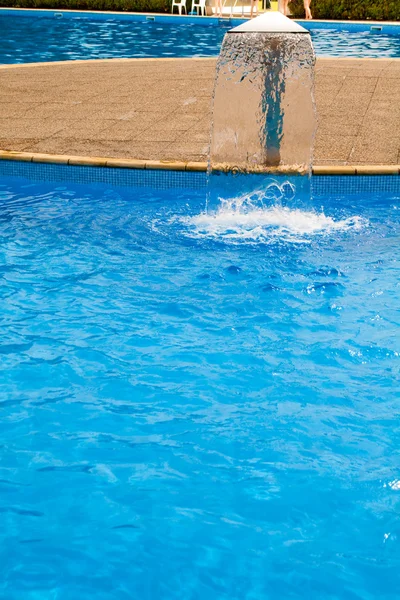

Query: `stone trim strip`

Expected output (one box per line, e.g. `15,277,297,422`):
1,55,399,71
0,150,398,175
0,150,209,172
0,56,217,70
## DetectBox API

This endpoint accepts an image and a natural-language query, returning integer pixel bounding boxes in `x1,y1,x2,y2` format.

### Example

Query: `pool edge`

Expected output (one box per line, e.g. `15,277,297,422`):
0,150,399,175
1,56,399,71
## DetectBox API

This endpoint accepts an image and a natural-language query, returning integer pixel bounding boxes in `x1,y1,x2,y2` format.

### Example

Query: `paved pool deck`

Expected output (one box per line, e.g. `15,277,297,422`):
0,56,400,168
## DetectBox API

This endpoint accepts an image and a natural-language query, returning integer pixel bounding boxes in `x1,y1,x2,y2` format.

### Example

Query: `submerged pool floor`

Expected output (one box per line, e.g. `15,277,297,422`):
0,175,399,598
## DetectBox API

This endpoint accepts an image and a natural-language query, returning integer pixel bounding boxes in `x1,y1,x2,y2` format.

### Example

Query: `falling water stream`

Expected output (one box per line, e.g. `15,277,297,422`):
209,30,316,174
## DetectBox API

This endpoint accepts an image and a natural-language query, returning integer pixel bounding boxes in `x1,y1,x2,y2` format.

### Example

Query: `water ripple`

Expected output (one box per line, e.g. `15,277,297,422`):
0,177,399,598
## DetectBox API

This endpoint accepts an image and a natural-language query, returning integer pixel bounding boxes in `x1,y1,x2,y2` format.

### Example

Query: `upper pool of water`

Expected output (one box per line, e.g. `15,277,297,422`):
0,171,399,598
0,12,399,63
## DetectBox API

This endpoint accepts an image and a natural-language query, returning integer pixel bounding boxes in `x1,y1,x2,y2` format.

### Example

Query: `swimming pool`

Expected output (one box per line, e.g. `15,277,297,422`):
0,9,399,64
1,166,399,598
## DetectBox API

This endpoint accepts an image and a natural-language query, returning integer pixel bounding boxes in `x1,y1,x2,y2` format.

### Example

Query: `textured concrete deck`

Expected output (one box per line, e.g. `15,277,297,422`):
0,57,400,166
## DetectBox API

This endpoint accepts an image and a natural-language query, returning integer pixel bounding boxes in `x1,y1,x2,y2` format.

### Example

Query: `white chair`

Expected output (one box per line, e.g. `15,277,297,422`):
191,0,206,15
171,0,187,14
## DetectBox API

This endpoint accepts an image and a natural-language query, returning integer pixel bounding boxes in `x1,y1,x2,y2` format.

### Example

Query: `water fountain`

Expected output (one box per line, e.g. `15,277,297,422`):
193,11,324,241
184,12,361,244
210,11,316,175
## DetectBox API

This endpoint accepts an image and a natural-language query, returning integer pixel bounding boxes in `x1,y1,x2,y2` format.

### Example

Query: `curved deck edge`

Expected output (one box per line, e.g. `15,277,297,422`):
0,150,399,175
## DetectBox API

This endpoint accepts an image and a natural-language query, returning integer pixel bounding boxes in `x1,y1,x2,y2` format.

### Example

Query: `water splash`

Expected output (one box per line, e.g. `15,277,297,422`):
180,181,366,245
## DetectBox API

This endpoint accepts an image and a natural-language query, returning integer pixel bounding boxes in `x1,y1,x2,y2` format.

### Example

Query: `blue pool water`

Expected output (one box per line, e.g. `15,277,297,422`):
0,172,399,598
0,11,400,64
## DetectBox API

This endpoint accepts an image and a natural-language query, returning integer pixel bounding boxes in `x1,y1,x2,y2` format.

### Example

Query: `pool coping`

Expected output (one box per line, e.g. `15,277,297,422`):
0,55,399,71
0,150,398,175
0,56,218,70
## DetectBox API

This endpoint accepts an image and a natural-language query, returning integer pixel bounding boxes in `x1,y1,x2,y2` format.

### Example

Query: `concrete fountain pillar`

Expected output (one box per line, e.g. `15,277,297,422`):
209,11,316,175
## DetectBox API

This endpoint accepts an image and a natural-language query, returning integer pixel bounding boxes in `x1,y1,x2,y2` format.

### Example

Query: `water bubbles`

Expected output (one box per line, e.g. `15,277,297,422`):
388,479,400,491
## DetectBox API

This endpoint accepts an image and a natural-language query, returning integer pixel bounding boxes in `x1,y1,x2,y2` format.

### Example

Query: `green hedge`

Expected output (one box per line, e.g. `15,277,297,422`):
289,0,399,21
0,0,173,12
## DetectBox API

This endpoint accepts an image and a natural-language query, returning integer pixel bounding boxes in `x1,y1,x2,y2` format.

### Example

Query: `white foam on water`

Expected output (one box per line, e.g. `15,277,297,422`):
179,187,367,245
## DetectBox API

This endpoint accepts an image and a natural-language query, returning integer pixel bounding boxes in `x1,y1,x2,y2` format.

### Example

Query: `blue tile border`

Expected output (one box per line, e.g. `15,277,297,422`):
0,160,206,190
0,160,399,197
312,174,400,197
